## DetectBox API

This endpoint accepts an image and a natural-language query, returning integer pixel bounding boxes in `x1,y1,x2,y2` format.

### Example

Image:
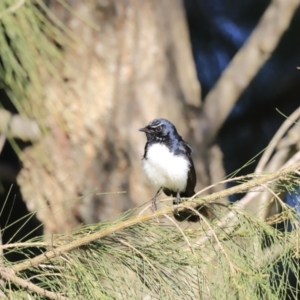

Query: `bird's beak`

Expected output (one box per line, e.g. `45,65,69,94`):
139,126,149,133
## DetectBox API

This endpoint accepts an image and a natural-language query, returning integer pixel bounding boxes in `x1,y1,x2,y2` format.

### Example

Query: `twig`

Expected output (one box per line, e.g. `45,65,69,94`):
0,0,26,19
38,264,65,270
281,150,300,169
254,145,290,219
198,0,300,144
236,150,300,210
10,157,300,274
139,173,254,215
256,106,300,173
255,103,300,219
0,267,70,300
190,174,259,200
0,241,48,251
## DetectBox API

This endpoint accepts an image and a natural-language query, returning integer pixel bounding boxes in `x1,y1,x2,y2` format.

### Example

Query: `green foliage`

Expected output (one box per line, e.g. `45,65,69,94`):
0,0,68,117
1,194,300,299
1,165,300,299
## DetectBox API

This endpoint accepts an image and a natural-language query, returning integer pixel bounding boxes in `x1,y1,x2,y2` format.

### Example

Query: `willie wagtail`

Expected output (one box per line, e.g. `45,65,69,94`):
139,118,196,211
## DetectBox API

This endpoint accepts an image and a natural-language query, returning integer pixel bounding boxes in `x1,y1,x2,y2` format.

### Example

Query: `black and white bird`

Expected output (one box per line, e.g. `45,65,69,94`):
139,118,196,211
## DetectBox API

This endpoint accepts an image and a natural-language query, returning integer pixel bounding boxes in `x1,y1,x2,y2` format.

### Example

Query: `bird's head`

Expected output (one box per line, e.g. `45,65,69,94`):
139,118,177,142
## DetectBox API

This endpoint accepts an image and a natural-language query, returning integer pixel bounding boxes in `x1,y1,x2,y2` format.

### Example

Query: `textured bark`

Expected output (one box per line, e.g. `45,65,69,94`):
17,0,202,234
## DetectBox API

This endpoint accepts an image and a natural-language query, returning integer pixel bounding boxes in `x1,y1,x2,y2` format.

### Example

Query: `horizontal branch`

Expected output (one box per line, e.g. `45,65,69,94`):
11,156,300,274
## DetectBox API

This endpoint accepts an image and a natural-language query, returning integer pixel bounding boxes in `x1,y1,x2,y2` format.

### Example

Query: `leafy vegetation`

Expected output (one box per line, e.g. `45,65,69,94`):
1,166,300,299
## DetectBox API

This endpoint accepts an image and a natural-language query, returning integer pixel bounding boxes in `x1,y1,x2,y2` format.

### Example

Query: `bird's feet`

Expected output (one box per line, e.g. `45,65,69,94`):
151,197,157,212
151,188,161,212
173,190,181,205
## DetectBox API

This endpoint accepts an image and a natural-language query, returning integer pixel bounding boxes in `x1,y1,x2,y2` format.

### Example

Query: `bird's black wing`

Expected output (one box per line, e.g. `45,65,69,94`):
183,156,197,197
178,141,197,197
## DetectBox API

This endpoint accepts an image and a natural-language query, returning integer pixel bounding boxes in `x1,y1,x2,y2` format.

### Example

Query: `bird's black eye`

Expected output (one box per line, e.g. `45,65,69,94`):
155,126,162,133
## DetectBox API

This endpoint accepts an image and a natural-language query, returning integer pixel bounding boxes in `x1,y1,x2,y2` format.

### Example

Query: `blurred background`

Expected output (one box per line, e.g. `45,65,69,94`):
0,0,300,258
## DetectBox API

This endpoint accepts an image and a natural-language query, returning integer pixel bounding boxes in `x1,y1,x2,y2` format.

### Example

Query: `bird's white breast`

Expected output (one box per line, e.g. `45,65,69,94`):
142,143,190,192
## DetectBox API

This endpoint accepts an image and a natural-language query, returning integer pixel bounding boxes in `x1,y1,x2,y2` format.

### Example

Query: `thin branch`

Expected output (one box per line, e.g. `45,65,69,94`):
10,157,300,274
0,0,26,19
256,108,300,184
254,145,291,219
256,106,300,173
37,264,65,270
0,267,70,300
281,150,300,169
0,241,48,251
198,0,300,144
190,174,259,200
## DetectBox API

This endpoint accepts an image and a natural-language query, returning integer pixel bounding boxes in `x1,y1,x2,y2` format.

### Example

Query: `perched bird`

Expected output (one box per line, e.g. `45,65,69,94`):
139,118,196,211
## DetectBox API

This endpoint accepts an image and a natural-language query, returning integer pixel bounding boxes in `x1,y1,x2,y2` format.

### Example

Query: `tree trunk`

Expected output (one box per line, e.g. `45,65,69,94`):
17,0,202,234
